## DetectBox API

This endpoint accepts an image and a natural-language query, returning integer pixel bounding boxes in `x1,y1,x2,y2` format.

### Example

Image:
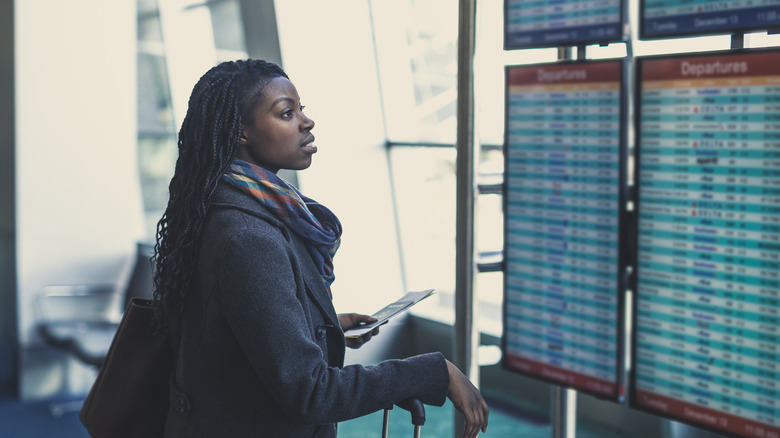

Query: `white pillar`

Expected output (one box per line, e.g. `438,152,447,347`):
15,0,143,398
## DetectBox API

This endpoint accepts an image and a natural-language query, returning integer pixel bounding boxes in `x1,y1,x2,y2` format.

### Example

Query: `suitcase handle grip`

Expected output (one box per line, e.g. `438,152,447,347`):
396,397,426,426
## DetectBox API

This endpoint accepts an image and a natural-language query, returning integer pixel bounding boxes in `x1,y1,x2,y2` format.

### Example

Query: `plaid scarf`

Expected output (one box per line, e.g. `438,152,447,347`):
222,159,342,295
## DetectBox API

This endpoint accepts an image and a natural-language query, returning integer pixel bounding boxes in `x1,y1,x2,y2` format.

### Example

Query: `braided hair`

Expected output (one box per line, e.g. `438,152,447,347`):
152,59,288,326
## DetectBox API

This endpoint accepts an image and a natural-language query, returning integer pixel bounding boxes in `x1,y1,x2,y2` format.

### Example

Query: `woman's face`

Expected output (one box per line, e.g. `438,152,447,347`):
237,77,316,174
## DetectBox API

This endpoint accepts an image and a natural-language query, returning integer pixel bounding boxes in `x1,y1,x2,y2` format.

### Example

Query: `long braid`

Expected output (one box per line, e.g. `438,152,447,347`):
152,59,288,327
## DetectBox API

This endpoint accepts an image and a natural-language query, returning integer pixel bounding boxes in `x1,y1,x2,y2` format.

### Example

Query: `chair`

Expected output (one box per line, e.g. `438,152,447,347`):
35,242,155,415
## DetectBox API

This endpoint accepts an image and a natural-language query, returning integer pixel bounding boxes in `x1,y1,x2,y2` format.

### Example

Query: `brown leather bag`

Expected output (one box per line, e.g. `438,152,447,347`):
79,298,173,438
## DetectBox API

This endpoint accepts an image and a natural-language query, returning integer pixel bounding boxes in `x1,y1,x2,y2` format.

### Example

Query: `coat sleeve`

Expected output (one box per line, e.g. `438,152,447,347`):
216,225,450,425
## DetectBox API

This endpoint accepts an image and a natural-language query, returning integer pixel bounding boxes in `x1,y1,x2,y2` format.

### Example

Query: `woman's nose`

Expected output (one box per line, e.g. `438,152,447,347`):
302,114,315,131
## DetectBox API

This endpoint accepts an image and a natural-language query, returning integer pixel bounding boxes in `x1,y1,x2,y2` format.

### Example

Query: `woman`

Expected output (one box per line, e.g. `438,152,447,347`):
153,59,489,437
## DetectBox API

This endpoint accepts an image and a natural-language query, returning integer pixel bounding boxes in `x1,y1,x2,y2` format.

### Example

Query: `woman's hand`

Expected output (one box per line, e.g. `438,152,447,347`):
445,360,489,438
337,313,380,349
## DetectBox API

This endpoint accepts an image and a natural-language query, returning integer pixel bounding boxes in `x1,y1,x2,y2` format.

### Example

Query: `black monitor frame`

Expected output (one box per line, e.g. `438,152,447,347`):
630,47,780,438
501,58,630,402
639,0,780,40
504,0,628,50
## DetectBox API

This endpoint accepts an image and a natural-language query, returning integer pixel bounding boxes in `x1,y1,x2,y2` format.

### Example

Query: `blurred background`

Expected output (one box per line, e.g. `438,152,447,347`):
2,0,778,436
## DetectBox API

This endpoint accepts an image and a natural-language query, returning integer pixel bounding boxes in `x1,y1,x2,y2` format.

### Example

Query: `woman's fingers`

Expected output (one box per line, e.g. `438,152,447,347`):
481,397,489,432
445,360,489,437
463,402,489,438
337,313,378,332
339,314,385,351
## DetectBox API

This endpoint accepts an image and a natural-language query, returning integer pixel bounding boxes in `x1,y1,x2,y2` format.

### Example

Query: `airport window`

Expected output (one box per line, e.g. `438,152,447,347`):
137,0,177,234
372,0,780,336
372,0,550,333
136,0,247,234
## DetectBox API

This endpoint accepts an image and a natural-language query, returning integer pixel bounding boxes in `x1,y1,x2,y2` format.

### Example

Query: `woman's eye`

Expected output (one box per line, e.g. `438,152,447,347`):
299,105,306,113
282,109,293,118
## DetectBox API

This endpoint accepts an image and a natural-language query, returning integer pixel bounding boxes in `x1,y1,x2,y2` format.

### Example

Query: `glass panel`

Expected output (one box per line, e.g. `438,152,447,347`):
372,0,557,144
389,146,457,319
157,0,249,130
389,144,504,325
138,12,164,43
136,0,249,236
137,0,178,235
138,135,178,233
138,53,175,135
208,0,246,54
475,193,502,258
475,191,503,336
476,271,503,335
371,0,458,143
475,0,558,146
138,0,160,15
376,0,578,335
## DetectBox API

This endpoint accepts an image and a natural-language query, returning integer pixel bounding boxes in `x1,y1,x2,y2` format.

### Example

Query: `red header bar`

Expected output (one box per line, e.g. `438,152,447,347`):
508,61,622,86
641,51,780,81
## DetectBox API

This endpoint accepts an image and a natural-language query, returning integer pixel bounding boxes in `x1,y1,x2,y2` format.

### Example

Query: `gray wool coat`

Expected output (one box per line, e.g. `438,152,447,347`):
163,182,450,437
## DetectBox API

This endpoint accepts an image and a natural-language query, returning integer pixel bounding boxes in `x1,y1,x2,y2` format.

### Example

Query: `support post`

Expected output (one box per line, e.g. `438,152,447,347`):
551,386,577,438
550,44,578,438
731,33,744,49
454,0,478,436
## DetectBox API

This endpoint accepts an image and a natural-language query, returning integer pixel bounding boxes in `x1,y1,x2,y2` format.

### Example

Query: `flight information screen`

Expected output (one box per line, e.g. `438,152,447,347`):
633,49,780,438
503,60,627,401
505,0,625,50
641,0,780,39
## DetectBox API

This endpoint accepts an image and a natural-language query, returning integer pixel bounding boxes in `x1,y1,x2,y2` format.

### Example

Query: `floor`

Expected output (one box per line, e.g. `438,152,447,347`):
0,395,89,438
339,398,627,437
0,392,628,437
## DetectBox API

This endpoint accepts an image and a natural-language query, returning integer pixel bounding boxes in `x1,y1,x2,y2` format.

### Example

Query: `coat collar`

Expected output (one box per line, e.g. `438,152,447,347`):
210,182,343,332
210,182,284,228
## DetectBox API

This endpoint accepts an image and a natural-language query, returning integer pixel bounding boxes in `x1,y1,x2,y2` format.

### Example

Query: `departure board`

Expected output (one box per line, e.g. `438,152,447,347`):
641,0,780,39
632,49,780,438
505,0,626,50
502,60,628,401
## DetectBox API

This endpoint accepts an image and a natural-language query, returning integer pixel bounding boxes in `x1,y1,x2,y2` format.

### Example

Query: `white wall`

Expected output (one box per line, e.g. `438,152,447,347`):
275,1,405,317
15,0,143,368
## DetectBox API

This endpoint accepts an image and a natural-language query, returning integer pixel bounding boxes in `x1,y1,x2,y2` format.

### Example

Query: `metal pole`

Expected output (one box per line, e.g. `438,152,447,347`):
550,46,577,438
551,386,577,438
454,0,478,437
382,408,390,438
731,33,744,49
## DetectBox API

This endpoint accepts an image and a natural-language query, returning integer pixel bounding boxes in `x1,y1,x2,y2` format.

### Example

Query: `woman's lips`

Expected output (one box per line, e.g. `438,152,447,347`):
301,138,317,154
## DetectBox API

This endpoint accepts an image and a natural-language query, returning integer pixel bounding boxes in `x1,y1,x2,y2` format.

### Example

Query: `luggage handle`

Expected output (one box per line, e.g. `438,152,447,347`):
382,397,425,438
395,397,425,426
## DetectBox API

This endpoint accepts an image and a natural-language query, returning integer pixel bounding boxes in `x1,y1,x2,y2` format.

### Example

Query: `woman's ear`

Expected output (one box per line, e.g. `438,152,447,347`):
238,126,248,145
